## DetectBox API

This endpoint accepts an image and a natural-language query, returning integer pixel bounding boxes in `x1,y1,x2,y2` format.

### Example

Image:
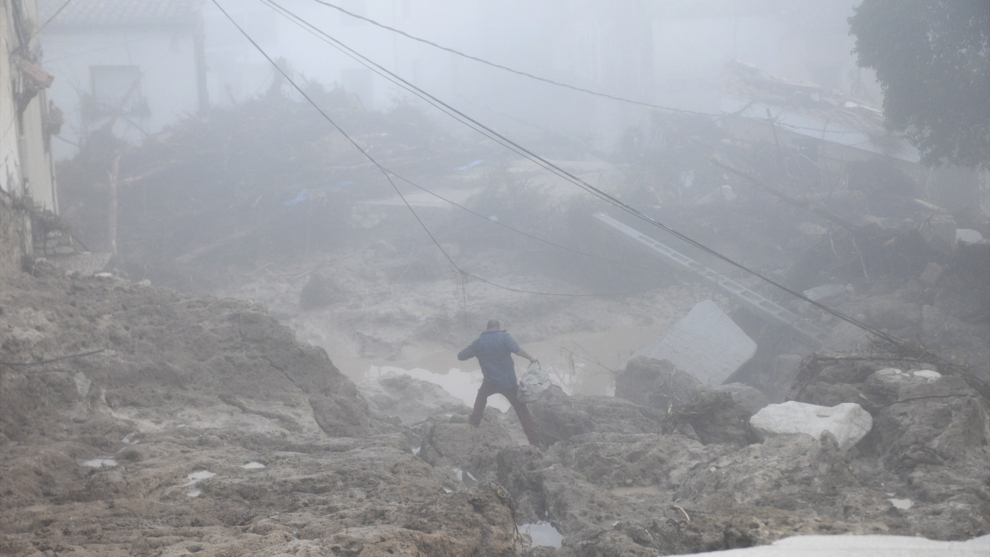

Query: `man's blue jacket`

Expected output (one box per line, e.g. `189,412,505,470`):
458,330,520,390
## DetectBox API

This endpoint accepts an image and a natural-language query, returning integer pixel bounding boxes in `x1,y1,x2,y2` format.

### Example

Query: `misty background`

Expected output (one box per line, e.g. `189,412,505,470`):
40,0,877,160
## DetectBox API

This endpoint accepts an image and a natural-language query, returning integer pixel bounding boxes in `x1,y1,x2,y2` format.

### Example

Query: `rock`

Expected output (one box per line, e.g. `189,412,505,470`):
868,372,990,473
615,356,703,410
298,273,338,309
750,401,873,450
863,296,922,333
716,383,770,414
309,394,376,437
919,214,957,255
528,386,663,444
630,300,757,387
417,410,514,485
919,262,943,286
956,228,986,245
359,372,466,425
669,390,754,446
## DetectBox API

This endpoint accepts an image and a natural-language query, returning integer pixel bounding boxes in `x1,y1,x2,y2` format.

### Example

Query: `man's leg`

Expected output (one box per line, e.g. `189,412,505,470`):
470,382,496,427
503,387,542,447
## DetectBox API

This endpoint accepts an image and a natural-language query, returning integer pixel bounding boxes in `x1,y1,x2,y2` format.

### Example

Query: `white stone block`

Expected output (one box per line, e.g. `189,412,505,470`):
956,229,986,245
630,300,756,386
666,534,990,556
750,401,872,451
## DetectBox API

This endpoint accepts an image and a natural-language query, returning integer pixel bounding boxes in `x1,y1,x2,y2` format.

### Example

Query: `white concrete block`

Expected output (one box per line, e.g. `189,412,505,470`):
956,228,986,245
666,534,989,556
750,401,872,451
631,300,756,386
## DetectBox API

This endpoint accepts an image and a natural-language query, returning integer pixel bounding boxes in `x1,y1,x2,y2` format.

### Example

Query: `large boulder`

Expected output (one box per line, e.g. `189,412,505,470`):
750,401,873,451
528,386,663,444
359,372,466,425
865,369,990,473
417,410,515,486
615,356,703,410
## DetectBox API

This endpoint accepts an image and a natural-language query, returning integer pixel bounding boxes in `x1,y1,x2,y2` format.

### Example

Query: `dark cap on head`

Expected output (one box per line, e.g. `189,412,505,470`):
486,319,501,331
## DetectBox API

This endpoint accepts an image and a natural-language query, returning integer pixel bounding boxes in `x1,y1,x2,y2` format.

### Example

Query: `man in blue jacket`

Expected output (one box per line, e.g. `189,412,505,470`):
458,319,542,446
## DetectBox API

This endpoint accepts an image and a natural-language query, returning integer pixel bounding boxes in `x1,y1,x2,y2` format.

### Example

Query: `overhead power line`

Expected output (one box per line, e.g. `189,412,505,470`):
308,0,690,113
257,0,910,348
214,0,671,299
306,0,864,136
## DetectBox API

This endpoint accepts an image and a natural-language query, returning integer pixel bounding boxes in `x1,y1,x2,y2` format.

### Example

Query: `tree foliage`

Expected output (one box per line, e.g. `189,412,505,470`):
849,0,990,168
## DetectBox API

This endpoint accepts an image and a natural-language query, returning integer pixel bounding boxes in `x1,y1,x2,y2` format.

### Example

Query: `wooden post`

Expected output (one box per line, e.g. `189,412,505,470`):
108,152,121,255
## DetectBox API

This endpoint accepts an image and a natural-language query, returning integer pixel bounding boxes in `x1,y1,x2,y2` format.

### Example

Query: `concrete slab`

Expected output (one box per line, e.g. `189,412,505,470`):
750,401,872,451
630,300,756,387
667,534,989,556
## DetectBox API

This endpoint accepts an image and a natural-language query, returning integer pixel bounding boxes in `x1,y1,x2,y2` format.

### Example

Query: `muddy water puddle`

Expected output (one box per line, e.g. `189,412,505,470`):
609,485,664,496
520,522,564,548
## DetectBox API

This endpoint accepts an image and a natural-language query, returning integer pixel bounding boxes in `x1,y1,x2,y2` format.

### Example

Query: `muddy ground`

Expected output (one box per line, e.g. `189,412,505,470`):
2,243,988,556
5,93,989,555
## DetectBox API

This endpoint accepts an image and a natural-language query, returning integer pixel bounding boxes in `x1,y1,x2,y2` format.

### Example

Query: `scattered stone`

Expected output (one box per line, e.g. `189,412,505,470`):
750,401,872,450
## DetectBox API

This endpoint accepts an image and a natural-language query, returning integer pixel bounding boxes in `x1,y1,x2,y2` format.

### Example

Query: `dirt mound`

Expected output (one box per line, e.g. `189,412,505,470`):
3,261,987,555
0,267,527,556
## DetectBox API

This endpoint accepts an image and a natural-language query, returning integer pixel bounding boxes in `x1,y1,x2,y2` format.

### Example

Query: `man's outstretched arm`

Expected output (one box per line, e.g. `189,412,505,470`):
515,347,538,363
457,346,475,361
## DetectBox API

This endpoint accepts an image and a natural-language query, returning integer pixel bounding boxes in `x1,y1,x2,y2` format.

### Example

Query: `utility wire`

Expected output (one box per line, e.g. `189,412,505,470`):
308,0,694,114
215,0,668,299
259,0,909,347
306,0,864,136
266,0,673,276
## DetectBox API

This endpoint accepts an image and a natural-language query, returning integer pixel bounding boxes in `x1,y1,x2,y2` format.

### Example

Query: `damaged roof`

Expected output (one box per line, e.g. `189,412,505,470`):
38,0,202,29
720,60,920,163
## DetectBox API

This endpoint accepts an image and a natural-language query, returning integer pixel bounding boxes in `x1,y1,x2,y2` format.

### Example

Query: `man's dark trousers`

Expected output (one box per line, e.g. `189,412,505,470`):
470,382,541,446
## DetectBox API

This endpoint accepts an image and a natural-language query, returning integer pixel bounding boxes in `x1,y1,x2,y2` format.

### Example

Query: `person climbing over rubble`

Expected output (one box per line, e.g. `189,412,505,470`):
458,319,543,446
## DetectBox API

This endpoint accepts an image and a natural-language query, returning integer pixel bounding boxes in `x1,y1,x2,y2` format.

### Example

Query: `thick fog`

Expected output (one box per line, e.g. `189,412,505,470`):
3,0,989,553
196,0,874,146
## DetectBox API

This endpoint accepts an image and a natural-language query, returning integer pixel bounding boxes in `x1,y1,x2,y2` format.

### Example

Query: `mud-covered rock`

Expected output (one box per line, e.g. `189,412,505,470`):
670,390,755,446
417,410,514,485
615,356,703,410
359,372,466,425
528,386,664,444
716,382,771,414
869,372,990,473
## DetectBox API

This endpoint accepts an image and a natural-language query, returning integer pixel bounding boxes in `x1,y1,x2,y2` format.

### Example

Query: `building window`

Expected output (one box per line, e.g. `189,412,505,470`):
83,65,149,119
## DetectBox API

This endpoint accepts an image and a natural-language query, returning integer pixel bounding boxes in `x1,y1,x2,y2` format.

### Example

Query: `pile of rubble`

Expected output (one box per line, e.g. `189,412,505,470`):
1,217,988,557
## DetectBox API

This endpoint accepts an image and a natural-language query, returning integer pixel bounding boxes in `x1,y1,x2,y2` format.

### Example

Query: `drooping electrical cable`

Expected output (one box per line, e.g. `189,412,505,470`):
214,0,674,299
257,0,908,346
305,0,864,136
